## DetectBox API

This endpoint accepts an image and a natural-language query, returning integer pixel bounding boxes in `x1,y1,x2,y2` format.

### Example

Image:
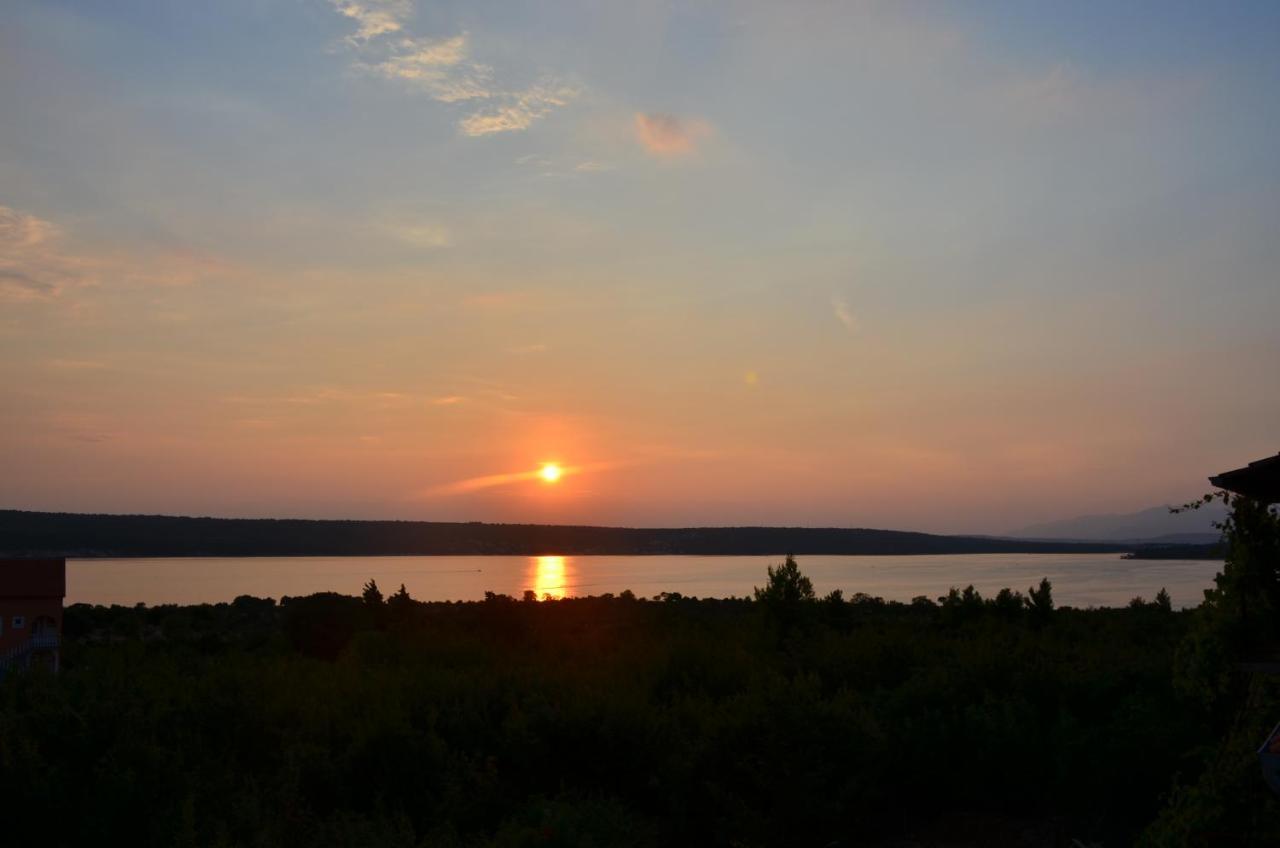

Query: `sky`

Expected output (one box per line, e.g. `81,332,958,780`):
1,0,1278,534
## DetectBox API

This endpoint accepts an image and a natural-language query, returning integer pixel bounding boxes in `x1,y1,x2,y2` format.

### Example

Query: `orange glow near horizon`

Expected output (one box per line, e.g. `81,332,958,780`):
532,555,568,600
7,3,1280,540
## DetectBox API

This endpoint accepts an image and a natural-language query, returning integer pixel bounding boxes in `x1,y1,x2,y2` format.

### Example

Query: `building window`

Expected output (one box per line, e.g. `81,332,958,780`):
12,616,25,629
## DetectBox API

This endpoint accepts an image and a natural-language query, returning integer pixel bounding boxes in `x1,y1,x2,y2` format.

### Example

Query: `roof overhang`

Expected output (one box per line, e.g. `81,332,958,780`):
1210,453,1280,504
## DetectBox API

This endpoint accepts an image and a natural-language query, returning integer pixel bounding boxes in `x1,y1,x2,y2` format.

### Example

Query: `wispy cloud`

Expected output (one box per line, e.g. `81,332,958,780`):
0,205,58,247
331,6,579,136
240,386,415,409
735,5,1196,135
387,221,452,248
45,412,122,443
227,386,456,412
1,203,225,303
634,113,712,157
458,82,579,137
512,156,613,179
418,460,628,497
831,294,857,333
421,467,548,495
0,205,68,301
991,62,1201,127
0,269,58,300
383,33,468,69
367,33,494,103
330,0,411,42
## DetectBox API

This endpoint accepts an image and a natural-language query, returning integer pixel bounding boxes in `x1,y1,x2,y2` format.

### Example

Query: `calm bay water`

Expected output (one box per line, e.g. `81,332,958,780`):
68,553,1221,609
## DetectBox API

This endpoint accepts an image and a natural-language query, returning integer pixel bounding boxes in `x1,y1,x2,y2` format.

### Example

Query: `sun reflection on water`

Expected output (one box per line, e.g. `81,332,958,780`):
531,555,568,600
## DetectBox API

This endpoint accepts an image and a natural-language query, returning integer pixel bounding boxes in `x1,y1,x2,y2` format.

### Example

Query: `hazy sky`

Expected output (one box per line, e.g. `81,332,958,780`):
2,0,1278,533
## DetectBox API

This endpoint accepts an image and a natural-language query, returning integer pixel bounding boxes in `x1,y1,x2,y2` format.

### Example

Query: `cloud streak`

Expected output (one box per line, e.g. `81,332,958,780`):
634,113,711,157
1,204,226,303
330,0,411,42
367,34,494,103
459,83,579,137
332,7,578,136
0,205,67,300
831,294,857,333
418,460,629,497
387,221,452,248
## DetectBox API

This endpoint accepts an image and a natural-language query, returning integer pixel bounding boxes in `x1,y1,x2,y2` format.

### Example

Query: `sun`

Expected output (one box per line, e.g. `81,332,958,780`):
538,463,563,484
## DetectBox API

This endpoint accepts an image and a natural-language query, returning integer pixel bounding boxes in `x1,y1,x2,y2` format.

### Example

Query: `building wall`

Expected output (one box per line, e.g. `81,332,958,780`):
0,598,62,654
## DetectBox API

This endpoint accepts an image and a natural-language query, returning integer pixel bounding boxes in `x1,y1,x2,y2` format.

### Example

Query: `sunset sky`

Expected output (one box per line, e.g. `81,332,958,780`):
2,1,1278,533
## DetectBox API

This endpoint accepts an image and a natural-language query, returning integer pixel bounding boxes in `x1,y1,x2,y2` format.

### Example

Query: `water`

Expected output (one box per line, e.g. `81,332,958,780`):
67,553,1221,609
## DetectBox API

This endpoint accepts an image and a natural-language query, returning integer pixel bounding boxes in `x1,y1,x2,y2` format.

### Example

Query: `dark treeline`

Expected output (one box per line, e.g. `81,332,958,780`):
2,509,1148,557
2,565,1276,847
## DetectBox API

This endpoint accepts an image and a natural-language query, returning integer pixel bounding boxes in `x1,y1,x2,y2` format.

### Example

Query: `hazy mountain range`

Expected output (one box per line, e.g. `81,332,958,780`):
1012,503,1227,543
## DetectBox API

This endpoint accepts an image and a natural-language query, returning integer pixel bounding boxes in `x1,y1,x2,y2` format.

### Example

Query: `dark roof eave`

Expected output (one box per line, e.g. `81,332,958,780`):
1209,453,1280,504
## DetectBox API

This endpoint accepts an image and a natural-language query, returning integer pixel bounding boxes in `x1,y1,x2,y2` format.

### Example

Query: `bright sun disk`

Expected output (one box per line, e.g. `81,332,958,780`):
539,463,562,483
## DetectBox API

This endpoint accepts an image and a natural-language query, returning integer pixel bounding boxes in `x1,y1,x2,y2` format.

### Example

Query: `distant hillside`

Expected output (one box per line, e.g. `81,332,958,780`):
1012,503,1225,543
0,509,1142,558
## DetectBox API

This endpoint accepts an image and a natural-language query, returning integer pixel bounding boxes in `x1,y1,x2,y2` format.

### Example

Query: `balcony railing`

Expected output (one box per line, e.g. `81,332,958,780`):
0,633,61,675
0,642,30,672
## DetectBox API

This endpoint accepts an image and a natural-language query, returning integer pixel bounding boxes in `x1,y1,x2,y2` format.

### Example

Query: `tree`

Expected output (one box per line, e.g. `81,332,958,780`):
1175,491,1280,710
754,555,815,634
1026,578,1054,626
387,583,413,619
992,587,1024,619
753,554,815,605
362,579,384,607
939,584,984,625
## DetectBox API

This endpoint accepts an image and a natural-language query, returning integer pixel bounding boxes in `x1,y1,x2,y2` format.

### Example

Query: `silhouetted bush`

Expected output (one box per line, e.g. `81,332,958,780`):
282,591,368,659
4,558,1270,846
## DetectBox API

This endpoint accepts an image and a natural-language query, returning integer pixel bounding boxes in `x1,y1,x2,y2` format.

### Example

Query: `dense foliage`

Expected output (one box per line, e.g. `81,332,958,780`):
1140,492,1280,845
0,565,1226,847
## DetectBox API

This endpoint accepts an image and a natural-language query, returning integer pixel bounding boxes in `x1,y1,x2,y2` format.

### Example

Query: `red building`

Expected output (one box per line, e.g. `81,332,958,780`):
0,558,65,674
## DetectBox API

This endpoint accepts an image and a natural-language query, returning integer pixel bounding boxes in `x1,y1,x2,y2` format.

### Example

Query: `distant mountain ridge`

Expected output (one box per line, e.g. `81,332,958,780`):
0,508,1151,558
1012,503,1226,543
